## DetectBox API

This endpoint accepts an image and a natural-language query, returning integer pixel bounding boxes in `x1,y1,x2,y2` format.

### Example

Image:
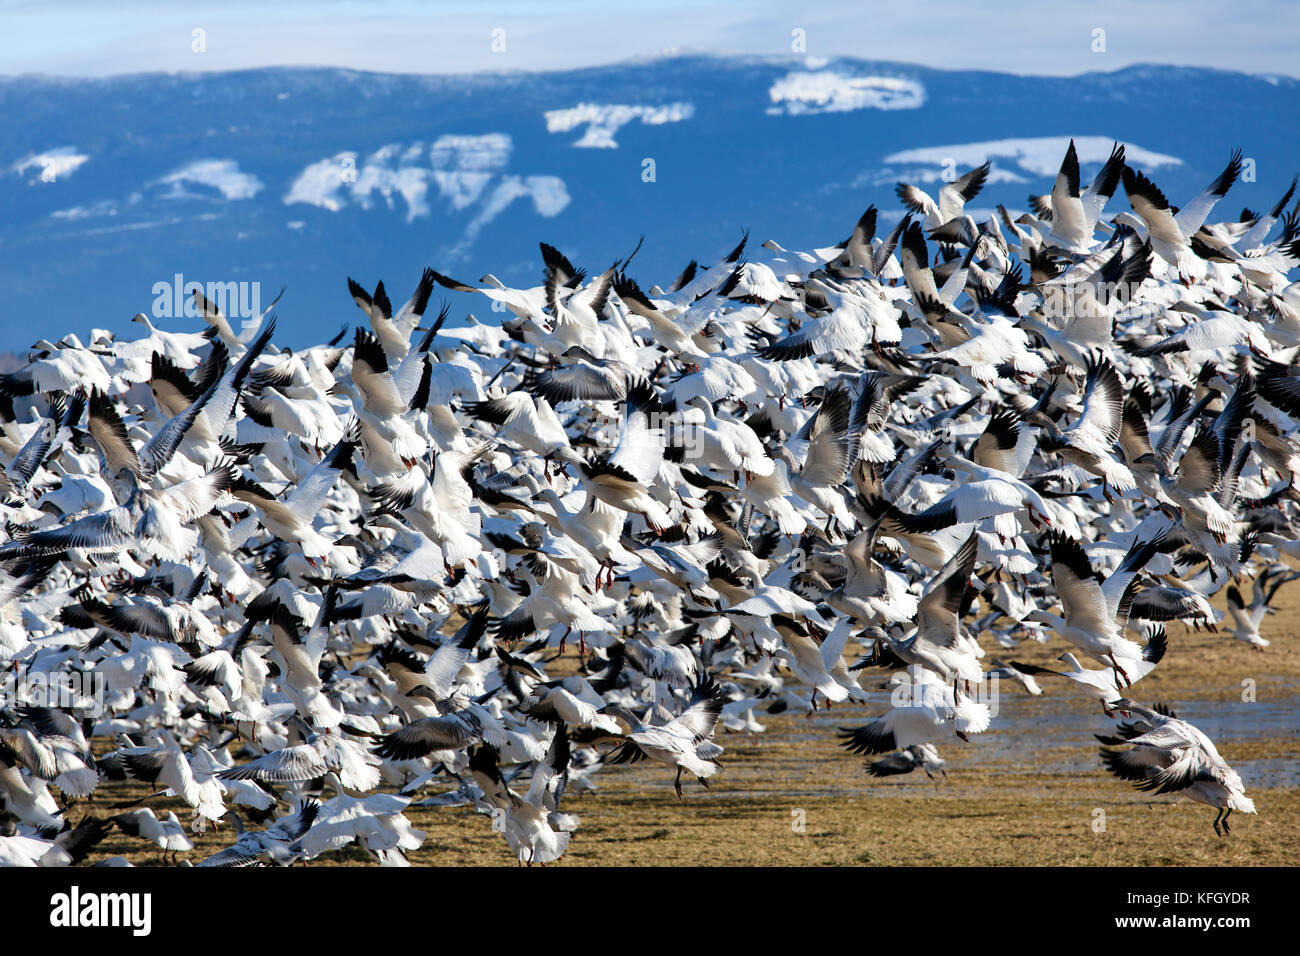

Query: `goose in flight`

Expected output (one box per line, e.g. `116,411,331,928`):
524,346,639,404
573,380,672,533
346,269,438,363
1034,139,1127,253
602,676,727,797
1122,149,1244,281
838,667,991,754
197,800,321,867
112,808,194,861
229,422,360,560
1010,624,1167,713
1028,531,1161,686
1224,563,1299,649
1037,353,1136,498
1098,699,1256,836
865,742,946,780
897,160,992,231
876,532,984,688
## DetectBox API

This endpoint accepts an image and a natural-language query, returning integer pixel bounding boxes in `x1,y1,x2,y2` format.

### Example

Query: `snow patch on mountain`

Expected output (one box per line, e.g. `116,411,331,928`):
884,136,1183,177
459,175,570,250
284,151,356,213
284,135,570,243
156,159,265,200
860,165,1029,189
431,133,511,209
51,200,119,221
350,143,435,220
10,147,90,182
767,71,925,115
544,103,694,148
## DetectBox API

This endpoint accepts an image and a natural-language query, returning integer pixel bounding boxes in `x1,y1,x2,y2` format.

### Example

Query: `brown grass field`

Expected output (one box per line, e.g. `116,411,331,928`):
71,589,1300,867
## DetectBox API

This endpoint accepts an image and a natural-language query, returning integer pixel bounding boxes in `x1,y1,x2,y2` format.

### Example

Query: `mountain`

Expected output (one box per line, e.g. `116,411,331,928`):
2,55,1297,349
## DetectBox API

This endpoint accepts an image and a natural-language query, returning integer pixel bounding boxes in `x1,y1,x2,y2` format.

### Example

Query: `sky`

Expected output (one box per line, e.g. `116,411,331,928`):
2,0,1299,79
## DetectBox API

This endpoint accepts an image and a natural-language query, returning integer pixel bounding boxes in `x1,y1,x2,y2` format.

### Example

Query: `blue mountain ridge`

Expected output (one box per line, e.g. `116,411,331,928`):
2,55,1297,349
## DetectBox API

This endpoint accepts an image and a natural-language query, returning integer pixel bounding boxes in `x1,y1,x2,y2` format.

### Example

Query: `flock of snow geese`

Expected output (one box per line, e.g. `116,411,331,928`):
2,138,1299,866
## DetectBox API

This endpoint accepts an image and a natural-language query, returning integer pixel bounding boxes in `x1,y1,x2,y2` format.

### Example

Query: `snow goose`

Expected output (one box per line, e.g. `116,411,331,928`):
1010,624,1166,713
1029,531,1161,685
824,529,918,626
371,710,483,762
347,269,437,363
372,442,487,570
1159,426,1242,555
112,808,194,861
602,676,727,797
778,381,854,533
896,160,992,231
524,346,638,404
0,393,79,506
292,771,424,864
1098,699,1256,836
491,557,610,654
1223,563,1299,648
677,395,775,478
1037,139,1127,253
28,335,113,395
114,730,202,808
878,532,983,688
1037,353,1136,498
768,614,854,708
218,724,380,793
613,272,711,361
465,391,583,472
196,799,320,867
1121,150,1243,281
261,589,344,729
348,328,429,475
879,452,1053,537
1028,238,1152,367
838,668,990,754
1133,300,1272,360
865,743,946,780
467,741,570,865
751,277,902,361
229,423,359,561
926,270,1049,385
573,380,671,533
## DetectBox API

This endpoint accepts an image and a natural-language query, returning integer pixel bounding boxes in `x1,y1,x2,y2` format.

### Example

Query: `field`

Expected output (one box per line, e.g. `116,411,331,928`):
75,593,1300,867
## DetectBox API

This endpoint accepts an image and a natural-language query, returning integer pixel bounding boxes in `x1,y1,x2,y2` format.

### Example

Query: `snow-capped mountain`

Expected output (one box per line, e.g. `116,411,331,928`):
2,55,1297,349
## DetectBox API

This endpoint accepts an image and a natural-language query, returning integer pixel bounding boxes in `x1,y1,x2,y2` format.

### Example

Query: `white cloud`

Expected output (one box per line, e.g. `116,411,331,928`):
157,158,264,200
11,147,90,182
884,136,1183,176
544,102,694,148
767,72,925,115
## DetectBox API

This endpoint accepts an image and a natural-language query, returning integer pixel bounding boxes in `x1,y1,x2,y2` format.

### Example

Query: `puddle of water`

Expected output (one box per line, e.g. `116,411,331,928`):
702,690,1300,792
